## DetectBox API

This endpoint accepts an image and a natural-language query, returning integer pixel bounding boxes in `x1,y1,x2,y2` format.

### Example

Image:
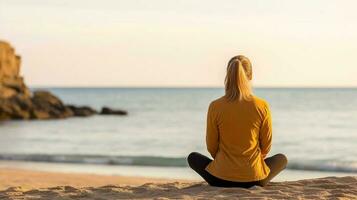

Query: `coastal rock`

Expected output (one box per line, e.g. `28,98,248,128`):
31,91,74,119
100,107,128,115
0,40,127,121
0,91,75,120
67,105,98,117
0,41,30,98
0,94,32,120
0,41,78,120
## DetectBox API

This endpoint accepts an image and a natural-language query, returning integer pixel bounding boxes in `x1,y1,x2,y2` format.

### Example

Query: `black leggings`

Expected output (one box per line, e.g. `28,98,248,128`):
187,152,287,188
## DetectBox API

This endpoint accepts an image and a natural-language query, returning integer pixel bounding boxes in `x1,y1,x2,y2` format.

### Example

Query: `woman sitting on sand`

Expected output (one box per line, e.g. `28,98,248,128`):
187,55,288,188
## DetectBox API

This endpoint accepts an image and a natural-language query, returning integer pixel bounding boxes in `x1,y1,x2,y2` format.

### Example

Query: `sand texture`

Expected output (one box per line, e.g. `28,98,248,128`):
0,169,356,199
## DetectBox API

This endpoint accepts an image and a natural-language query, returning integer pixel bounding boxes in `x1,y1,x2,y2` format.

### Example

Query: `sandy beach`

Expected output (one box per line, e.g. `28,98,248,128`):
0,168,356,200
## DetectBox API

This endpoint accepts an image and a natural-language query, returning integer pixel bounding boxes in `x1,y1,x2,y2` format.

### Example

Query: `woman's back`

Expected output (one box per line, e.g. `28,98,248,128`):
205,95,272,182
187,55,287,187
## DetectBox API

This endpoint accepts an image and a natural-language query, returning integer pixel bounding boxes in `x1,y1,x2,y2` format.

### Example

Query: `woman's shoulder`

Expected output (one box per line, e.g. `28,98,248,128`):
251,96,269,108
208,96,225,109
251,96,271,117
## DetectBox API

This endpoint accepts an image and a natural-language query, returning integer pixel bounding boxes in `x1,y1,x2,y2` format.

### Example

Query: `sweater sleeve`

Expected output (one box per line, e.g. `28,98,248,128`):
206,102,219,158
259,103,272,159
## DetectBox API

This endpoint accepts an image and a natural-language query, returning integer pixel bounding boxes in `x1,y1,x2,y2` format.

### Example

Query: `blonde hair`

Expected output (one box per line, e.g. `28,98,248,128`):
224,55,253,101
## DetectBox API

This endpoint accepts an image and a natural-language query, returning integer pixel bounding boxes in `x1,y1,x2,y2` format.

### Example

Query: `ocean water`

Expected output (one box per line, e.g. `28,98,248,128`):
0,88,356,177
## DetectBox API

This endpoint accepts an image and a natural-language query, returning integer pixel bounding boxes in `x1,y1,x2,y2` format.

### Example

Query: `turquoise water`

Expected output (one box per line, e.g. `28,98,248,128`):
0,88,356,174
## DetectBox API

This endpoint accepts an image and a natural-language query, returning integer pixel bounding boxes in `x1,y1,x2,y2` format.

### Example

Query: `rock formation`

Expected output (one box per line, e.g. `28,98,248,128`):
0,41,30,98
100,107,128,115
0,40,127,120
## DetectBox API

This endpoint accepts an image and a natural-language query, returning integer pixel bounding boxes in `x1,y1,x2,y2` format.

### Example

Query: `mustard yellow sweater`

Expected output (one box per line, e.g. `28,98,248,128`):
205,96,272,182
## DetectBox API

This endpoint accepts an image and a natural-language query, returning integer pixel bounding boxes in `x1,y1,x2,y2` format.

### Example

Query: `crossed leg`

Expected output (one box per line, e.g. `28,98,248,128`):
187,152,288,187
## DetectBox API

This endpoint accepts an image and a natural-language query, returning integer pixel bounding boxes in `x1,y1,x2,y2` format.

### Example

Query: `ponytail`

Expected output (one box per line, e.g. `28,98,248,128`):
224,55,253,101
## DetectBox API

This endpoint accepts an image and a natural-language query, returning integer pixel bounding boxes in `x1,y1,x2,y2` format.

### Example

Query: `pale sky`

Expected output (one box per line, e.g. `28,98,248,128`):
1,0,357,87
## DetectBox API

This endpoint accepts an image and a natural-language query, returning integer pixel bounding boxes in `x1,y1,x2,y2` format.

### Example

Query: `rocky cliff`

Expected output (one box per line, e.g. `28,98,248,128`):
0,41,30,98
0,40,126,120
